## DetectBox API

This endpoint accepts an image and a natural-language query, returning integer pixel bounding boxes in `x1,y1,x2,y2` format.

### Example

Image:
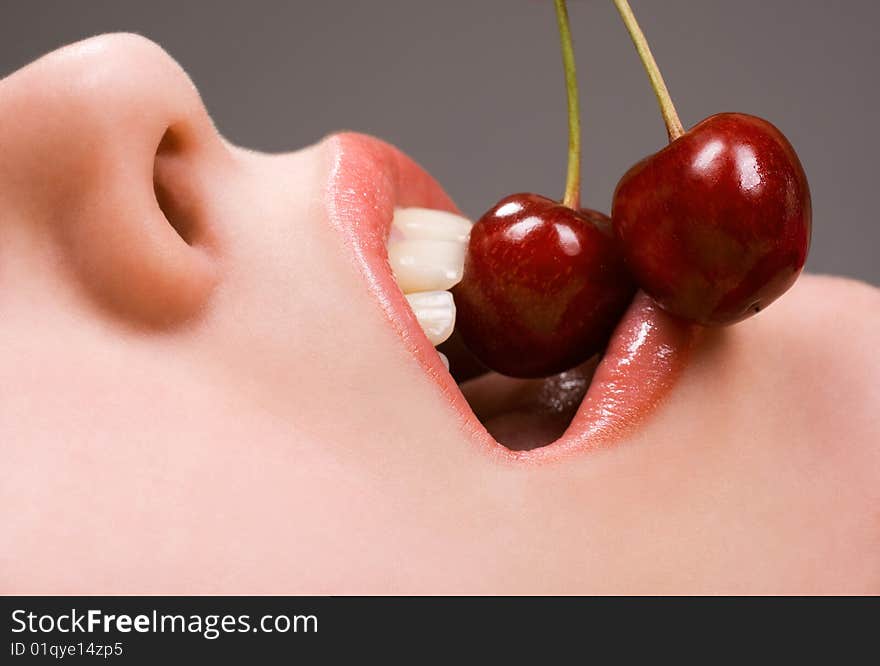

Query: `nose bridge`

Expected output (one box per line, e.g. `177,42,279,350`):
0,33,222,326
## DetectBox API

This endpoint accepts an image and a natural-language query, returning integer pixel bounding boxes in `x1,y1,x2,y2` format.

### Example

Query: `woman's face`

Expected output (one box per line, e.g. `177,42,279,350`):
2,34,878,594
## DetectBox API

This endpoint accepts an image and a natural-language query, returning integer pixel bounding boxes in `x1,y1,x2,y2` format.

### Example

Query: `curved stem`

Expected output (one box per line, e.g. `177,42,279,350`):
612,0,685,141
554,0,580,210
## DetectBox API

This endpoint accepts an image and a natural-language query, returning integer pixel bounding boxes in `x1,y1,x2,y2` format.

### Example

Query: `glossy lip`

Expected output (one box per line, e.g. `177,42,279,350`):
323,131,699,463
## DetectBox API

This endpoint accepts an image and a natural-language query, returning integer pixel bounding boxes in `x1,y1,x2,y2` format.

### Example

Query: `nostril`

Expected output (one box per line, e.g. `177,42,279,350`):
7,34,221,326
153,126,200,246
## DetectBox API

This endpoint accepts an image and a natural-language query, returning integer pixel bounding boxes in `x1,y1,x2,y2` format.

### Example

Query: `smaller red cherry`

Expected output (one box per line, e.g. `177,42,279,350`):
453,193,636,378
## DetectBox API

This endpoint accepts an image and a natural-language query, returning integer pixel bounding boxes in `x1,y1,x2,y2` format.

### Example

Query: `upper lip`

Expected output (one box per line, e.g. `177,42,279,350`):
323,131,698,462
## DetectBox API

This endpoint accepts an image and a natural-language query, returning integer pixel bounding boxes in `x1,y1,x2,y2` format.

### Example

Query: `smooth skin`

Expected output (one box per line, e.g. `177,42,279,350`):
1,35,878,594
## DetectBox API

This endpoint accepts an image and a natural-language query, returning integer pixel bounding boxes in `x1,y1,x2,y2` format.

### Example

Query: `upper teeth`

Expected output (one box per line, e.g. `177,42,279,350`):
388,240,465,293
391,207,472,243
388,207,472,359
405,290,456,345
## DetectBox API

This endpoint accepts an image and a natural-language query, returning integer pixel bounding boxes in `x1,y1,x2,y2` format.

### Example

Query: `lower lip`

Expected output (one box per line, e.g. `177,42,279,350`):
324,132,699,462
557,291,698,458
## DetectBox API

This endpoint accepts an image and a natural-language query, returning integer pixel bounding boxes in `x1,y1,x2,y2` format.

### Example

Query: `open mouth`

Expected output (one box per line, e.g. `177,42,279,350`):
324,132,697,459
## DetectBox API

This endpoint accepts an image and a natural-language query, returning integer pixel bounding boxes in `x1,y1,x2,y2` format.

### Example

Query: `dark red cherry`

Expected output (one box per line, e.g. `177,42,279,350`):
612,112,811,325
453,193,636,378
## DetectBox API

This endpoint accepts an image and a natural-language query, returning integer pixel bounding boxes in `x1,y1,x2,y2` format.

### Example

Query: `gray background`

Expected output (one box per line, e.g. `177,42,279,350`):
2,1,877,284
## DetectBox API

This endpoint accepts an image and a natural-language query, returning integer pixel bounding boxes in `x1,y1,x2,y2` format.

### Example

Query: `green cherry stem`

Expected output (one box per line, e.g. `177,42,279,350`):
612,0,685,142
554,0,581,210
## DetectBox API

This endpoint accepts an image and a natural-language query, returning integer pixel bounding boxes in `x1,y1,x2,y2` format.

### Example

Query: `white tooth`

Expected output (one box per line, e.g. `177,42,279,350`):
392,207,472,243
388,240,465,293
405,290,456,345
438,352,450,371
388,223,406,244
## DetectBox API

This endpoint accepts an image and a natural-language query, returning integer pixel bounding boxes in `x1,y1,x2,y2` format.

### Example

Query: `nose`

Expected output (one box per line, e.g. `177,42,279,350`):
0,33,223,325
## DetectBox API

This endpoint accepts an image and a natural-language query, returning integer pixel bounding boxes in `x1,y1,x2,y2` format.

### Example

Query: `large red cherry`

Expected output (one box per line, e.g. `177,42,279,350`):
453,193,636,378
612,113,811,325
